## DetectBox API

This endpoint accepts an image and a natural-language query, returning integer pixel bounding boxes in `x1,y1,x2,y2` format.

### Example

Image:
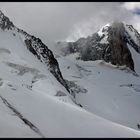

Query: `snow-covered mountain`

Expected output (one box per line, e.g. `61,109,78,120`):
55,21,140,133
56,21,140,75
0,10,140,137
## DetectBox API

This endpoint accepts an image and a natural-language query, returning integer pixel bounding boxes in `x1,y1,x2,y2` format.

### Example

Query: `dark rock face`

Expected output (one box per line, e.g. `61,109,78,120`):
79,35,107,61
125,24,140,53
107,22,134,71
0,10,69,92
0,11,14,30
22,32,69,92
61,22,139,72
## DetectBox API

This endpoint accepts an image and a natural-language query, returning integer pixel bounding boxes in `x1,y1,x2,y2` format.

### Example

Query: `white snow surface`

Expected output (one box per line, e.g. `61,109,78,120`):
57,54,140,133
97,23,110,44
0,27,140,137
127,43,140,76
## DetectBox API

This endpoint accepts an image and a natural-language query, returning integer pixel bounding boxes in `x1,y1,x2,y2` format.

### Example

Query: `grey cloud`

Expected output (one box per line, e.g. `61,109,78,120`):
0,2,138,48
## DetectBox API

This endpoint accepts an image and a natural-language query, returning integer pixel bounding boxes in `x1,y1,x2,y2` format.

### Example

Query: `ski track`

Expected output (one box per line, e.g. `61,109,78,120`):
0,95,45,138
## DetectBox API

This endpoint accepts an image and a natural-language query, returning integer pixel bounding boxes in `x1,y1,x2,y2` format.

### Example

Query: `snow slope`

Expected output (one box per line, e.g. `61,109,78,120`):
53,21,140,135
0,15,140,137
1,83,140,138
57,54,140,132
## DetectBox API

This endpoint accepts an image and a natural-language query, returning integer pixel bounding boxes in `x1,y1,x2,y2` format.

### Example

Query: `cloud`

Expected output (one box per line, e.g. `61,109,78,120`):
66,2,136,41
0,2,101,46
122,2,140,11
122,2,140,32
0,2,140,47
122,2,140,15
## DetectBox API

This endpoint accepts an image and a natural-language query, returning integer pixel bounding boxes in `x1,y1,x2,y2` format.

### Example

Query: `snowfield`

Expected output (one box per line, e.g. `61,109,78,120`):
1,84,140,138
57,54,140,132
0,23,140,137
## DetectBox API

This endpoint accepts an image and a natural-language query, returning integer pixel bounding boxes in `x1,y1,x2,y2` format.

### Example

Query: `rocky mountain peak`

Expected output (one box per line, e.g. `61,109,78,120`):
0,10,69,93
58,21,140,73
106,21,135,70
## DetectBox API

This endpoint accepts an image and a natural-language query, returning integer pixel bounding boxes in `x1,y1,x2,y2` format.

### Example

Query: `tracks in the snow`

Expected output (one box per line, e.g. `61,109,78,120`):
0,95,45,138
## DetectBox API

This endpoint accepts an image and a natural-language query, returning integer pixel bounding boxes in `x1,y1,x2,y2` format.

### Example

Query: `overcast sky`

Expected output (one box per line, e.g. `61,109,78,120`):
0,2,140,48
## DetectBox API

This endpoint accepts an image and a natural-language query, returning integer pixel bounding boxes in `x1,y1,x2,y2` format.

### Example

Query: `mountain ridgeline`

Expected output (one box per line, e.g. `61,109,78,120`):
58,22,140,72
1,9,140,90
0,10,69,92
1,10,140,137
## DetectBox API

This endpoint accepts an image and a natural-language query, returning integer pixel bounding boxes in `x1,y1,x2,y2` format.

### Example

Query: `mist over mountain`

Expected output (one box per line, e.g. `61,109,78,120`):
56,21,140,75
0,9,140,138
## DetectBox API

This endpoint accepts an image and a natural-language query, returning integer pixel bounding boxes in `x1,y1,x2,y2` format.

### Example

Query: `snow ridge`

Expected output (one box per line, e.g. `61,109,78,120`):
0,10,69,92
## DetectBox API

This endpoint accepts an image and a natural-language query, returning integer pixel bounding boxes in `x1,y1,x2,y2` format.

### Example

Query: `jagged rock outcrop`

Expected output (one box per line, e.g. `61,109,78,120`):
0,10,69,92
106,22,134,71
59,21,140,72
0,10,14,30
23,35,69,92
